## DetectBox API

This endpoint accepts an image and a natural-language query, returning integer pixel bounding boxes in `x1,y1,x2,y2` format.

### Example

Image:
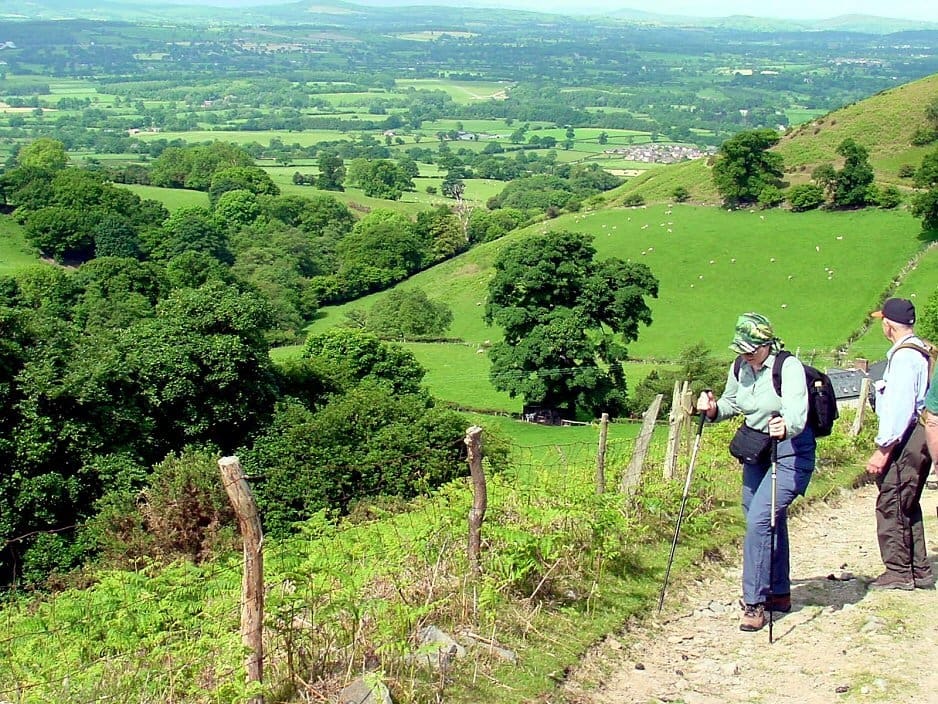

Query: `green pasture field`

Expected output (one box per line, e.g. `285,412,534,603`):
785,108,827,126
0,217,40,273
119,184,209,211
394,79,512,103
848,245,938,361
308,204,924,368
414,118,511,134
612,158,719,204
132,130,350,147
263,167,504,210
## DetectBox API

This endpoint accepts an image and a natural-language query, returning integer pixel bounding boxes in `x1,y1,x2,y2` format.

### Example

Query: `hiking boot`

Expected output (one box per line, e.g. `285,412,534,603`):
766,593,791,613
869,571,914,591
739,603,765,632
914,574,936,590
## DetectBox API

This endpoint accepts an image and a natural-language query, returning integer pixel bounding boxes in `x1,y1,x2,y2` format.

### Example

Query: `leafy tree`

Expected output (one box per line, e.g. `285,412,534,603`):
117,283,279,456
415,205,465,262
366,288,453,339
208,166,279,205
831,138,874,208
144,206,232,264
17,137,68,171
787,184,825,212
627,342,727,416
302,327,425,395
298,193,356,240
913,149,938,189
349,160,413,200
712,128,783,207
484,230,658,417
93,215,141,260
917,287,938,343
214,189,261,228
336,210,425,294
23,206,95,263
911,187,938,232
316,151,345,191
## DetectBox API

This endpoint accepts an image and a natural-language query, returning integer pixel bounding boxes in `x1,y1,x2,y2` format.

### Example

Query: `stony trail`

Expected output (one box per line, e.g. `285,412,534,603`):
558,482,938,704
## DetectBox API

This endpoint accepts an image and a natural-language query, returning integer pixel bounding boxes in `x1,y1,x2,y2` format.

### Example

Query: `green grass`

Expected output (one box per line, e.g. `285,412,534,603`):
0,217,40,273
847,244,938,361
394,79,512,103
118,184,210,211
305,204,924,369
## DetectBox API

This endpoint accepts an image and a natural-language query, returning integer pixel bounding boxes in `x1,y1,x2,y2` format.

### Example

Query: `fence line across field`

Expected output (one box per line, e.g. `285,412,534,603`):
0,389,871,701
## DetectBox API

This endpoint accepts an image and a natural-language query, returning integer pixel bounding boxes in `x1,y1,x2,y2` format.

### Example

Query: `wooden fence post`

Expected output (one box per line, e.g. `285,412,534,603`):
596,413,609,494
621,394,663,493
851,377,871,436
218,456,264,703
679,382,692,457
663,381,683,480
465,426,486,578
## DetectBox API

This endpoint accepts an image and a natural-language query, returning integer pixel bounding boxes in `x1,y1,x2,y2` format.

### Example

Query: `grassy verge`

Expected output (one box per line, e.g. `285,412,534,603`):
0,414,870,703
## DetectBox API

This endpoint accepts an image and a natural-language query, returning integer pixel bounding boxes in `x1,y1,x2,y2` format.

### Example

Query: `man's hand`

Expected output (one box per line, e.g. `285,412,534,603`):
866,446,891,475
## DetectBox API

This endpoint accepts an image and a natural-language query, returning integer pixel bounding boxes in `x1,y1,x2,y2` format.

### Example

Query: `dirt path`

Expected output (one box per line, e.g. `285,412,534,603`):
559,482,938,704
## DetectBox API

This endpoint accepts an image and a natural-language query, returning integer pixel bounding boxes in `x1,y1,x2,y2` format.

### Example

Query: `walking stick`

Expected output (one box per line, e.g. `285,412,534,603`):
658,408,708,614
768,414,780,644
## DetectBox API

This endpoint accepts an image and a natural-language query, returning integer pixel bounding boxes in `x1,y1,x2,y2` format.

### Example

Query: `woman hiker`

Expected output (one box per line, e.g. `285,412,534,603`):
696,312,816,631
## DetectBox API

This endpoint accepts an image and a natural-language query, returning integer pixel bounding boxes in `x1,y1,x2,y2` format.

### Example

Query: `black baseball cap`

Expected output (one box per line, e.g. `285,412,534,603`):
871,297,915,325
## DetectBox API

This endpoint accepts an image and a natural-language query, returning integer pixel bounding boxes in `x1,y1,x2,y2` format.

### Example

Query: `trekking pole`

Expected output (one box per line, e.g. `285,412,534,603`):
658,405,708,614
768,412,780,644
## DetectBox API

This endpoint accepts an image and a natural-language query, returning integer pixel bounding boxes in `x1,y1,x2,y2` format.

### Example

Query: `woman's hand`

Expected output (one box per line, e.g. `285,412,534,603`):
768,414,786,439
696,390,716,419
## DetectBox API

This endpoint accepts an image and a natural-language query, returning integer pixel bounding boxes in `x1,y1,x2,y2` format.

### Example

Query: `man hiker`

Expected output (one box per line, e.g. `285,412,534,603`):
865,297,935,590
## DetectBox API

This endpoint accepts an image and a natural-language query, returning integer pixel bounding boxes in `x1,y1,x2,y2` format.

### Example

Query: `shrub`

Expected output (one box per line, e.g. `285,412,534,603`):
898,164,916,179
672,185,690,202
89,447,238,566
911,127,938,146
787,183,826,212
868,184,902,209
622,193,645,207
757,184,784,209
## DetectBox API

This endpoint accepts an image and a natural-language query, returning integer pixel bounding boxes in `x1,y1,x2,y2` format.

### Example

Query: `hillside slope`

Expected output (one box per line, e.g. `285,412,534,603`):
610,71,938,205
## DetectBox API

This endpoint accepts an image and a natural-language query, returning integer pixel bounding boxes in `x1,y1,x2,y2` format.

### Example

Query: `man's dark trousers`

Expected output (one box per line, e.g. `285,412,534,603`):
875,423,934,581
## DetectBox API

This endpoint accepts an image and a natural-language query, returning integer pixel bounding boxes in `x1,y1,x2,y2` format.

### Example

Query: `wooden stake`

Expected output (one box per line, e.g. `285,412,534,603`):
218,456,264,702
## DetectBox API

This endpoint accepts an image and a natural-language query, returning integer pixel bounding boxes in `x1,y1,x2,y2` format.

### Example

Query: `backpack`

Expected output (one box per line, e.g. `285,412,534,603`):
733,350,839,438
892,339,938,383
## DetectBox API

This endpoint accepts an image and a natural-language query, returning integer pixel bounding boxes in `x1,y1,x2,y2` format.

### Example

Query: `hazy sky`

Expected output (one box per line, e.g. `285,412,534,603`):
176,0,938,23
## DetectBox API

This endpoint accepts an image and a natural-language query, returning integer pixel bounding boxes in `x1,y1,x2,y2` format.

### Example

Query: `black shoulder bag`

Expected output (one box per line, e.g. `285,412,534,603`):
729,424,772,465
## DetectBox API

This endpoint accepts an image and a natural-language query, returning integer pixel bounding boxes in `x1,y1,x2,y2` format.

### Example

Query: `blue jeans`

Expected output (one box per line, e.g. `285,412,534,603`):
741,428,816,605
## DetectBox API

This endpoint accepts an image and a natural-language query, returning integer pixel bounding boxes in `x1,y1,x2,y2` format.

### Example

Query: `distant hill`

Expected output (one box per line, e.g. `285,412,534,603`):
609,71,938,206
4,0,937,32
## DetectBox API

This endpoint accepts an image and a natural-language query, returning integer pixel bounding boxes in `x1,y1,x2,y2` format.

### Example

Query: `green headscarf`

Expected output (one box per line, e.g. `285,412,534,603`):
730,312,782,354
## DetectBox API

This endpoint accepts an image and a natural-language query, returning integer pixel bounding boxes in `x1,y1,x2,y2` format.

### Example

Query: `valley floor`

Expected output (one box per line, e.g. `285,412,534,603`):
558,481,938,704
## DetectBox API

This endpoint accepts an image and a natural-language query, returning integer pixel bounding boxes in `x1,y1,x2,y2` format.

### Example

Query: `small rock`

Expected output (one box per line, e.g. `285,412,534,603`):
634,662,645,670
861,686,870,695
835,685,849,694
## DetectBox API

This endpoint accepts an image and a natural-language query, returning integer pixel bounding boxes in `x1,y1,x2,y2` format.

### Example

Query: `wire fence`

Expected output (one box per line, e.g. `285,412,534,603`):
0,398,860,704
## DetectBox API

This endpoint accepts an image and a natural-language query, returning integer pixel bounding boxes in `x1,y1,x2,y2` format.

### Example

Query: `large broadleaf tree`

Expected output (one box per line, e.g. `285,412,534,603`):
484,230,658,418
